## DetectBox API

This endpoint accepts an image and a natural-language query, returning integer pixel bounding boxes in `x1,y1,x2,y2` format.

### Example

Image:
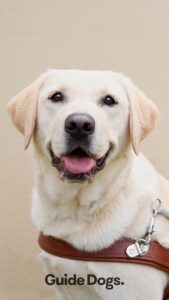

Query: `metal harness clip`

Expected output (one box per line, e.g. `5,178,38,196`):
126,239,149,257
126,199,162,258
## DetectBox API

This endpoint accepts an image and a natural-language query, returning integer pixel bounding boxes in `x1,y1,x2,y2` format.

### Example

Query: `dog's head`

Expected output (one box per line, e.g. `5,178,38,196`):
8,70,159,182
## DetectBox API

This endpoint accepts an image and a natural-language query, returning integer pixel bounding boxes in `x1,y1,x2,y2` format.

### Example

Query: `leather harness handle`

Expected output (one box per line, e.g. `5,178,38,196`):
38,232,169,299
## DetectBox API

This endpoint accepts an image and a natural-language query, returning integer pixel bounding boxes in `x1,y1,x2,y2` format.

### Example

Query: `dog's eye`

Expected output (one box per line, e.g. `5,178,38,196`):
103,95,118,106
49,92,64,103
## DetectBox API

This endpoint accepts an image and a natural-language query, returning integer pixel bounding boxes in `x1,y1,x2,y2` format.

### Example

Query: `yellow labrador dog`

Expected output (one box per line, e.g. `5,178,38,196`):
8,70,169,300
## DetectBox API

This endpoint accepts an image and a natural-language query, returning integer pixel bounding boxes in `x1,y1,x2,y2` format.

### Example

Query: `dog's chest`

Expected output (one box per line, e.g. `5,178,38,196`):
40,251,168,300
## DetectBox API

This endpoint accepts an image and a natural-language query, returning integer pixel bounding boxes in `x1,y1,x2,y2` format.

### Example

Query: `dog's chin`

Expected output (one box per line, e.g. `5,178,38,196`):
48,144,112,183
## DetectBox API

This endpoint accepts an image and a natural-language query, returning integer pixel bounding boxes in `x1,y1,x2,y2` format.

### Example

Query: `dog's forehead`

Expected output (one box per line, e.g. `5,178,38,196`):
41,69,125,94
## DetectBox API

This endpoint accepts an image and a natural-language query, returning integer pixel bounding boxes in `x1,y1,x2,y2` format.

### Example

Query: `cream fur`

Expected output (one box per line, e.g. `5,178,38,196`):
8,70,169,300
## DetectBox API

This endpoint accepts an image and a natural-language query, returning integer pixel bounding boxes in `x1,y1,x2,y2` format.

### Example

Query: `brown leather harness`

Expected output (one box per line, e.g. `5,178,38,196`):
38,232,169,299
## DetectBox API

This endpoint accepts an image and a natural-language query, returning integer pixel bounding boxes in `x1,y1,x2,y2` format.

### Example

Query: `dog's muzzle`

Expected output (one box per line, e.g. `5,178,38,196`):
48,113,112,182
49,144,112,182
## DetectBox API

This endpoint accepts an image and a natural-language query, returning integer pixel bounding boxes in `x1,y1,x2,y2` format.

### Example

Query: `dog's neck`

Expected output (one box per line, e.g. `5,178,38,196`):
31,147,157,251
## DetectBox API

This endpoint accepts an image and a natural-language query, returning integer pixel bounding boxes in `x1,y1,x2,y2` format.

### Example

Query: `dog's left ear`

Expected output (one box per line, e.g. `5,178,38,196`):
123,76,159,155
7,77,44,150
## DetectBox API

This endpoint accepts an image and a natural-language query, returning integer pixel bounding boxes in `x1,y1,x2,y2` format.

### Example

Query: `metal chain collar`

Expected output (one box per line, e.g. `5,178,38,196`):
126,199,169,258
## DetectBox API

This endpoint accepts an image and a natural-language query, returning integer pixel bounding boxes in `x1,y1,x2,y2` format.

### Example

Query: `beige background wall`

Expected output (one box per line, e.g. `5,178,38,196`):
1,0,169,299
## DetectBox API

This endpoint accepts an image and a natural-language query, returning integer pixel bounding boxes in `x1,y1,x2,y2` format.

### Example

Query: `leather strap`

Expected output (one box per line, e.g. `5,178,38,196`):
39,232,169,273
38,232,169,298
164,287,169,300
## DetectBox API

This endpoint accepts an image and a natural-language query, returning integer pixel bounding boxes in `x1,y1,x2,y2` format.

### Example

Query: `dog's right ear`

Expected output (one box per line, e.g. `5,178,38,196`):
7,77,44,150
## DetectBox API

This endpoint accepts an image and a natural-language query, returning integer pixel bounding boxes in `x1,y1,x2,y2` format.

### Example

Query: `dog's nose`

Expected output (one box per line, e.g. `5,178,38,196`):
65,113,95,138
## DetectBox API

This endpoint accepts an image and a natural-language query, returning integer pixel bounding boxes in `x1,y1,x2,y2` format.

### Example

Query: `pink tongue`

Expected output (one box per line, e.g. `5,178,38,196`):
63,156,96,174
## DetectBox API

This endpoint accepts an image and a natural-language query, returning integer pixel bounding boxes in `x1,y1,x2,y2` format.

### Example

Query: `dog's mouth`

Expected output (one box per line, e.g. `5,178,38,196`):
48,145,112,182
